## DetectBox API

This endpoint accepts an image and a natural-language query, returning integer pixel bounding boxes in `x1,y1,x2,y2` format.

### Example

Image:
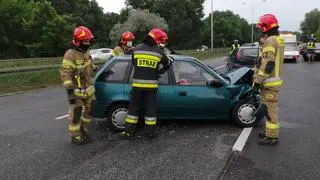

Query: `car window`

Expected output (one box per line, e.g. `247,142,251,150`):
129,68,169,85
97,61,129,82
241,48,259,57
101,49,111,53
173,61,216,86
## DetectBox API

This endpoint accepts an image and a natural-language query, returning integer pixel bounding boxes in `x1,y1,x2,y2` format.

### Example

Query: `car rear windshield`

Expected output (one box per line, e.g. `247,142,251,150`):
241,48,259,57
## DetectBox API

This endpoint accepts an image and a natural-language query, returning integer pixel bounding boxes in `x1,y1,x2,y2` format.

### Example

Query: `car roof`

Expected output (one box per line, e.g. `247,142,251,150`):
111,54,199,62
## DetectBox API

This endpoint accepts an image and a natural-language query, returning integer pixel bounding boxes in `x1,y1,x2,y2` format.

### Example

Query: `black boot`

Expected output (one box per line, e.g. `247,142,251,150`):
258,137,278,146
81,128,94,143
119,131,136,140
71,135,86,145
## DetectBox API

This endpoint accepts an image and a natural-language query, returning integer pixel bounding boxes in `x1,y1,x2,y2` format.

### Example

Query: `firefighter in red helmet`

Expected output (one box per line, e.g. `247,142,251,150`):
253,14,284,145
112,31,135,56
119,28,173,139
60,26,96,144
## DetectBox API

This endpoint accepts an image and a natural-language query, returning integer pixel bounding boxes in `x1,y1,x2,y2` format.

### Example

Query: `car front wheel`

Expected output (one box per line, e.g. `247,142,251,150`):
232,99,257,127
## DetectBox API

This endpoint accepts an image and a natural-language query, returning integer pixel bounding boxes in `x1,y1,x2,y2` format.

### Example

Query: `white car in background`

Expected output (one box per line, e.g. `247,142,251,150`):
284,43,300,62
90,48,113,61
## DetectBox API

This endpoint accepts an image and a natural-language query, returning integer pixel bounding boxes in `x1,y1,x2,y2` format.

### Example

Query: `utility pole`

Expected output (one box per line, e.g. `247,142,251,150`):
211,0,213,51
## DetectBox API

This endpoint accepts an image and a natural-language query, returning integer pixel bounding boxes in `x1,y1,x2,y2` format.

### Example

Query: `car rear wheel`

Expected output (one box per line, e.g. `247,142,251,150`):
232,99,257,127
107,103,128,131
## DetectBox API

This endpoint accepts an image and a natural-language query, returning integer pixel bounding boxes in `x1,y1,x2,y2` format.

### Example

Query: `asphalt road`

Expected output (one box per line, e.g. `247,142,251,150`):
223,58,320,180
0,56,240,180
2,56,318,180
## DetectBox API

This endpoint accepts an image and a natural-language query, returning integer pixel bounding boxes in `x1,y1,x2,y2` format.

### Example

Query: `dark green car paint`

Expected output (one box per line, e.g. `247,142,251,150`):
93,55,253,121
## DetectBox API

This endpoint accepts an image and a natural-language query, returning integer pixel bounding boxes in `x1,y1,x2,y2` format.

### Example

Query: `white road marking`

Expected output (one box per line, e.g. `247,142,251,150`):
232,127,253,152
55,114,68,120
214,65,226,70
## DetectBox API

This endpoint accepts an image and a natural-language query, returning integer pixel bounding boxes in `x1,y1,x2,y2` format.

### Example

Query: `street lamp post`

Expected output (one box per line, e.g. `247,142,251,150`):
251,5,254,44
242,0,267,44
211,0,213,51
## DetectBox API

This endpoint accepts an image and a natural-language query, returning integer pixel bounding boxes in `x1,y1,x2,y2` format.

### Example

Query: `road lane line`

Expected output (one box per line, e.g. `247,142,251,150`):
232,127,253,152
55,114,68,120
214,65,226,70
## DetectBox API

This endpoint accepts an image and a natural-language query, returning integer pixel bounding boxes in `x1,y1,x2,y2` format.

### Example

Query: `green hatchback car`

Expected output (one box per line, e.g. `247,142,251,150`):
93,55,258,131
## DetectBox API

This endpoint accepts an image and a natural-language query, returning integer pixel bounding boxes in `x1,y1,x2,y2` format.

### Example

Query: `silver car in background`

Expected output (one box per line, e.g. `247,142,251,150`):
90,48,113,61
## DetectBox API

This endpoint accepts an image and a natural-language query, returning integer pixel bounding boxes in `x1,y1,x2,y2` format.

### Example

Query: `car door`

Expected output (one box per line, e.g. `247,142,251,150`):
95,60,131,113
171,60,232,118
126,65,175,118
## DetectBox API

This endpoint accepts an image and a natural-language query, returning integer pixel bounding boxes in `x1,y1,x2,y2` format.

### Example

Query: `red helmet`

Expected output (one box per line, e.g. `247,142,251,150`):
256,14,279,33
72,26,94,46
121,31,135,44
148,28,168,45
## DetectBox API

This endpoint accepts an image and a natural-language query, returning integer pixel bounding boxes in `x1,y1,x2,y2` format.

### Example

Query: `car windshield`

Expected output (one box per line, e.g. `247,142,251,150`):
285,43,298,51
241,48,259,57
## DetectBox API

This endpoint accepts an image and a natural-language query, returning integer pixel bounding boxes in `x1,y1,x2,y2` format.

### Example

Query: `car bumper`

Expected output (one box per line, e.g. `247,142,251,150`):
284,55,299,59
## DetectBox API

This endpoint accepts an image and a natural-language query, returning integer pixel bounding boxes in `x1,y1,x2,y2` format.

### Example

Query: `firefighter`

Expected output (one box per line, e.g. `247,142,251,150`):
119,28,173,140
60,26,96,145
253,14,284,146
307,38,316,49
230,39,240,57
111,31,135,56
307,38,316,63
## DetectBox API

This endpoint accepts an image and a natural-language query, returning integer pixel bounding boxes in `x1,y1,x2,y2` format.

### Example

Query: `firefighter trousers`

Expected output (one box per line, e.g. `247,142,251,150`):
125,89,157,134
68,95,96,137
261,87,280,138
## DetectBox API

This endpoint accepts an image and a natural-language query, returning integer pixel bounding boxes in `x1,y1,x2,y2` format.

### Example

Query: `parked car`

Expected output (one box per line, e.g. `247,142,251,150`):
226,45,260,71
284,43,300,62
90,48,113,61
93,55,260,131
196,45,209,51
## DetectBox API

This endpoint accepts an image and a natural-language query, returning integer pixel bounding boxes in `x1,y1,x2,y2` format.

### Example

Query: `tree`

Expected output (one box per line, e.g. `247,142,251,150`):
201,11,251,47
0,0,31,58
109,9,168,46
23,0,74,57
125,0,205,49
300,8,320,41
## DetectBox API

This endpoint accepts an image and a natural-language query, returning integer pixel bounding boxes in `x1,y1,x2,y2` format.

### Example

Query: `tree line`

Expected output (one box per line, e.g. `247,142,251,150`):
1,0,319,59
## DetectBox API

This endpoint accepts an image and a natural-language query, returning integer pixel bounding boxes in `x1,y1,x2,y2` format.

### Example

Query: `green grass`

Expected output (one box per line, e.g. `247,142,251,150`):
0,69,61,94
0,58,61,69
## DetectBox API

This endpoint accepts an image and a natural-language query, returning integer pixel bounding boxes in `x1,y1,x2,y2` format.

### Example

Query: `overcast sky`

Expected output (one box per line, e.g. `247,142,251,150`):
96,0,319,31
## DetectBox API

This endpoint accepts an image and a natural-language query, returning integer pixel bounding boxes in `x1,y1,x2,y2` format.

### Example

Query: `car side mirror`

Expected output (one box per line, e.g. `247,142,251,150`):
206,79,223,88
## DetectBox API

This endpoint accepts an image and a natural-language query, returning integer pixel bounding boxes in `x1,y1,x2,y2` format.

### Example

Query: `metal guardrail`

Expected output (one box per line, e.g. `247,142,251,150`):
0,57,62,62
0,61,106,75
0,49,228,75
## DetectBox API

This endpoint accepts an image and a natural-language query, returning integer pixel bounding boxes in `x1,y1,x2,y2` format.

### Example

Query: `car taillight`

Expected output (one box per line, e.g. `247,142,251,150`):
236,52,240,60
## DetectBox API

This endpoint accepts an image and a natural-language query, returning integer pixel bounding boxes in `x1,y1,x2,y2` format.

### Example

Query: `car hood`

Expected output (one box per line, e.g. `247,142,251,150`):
225,67,252,85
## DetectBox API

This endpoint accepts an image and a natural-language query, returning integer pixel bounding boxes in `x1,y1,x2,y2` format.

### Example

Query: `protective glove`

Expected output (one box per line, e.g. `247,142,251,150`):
168,55,174,64
252,83,261,94
74,88,87,99
67,89,76,104
85,85,95,97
